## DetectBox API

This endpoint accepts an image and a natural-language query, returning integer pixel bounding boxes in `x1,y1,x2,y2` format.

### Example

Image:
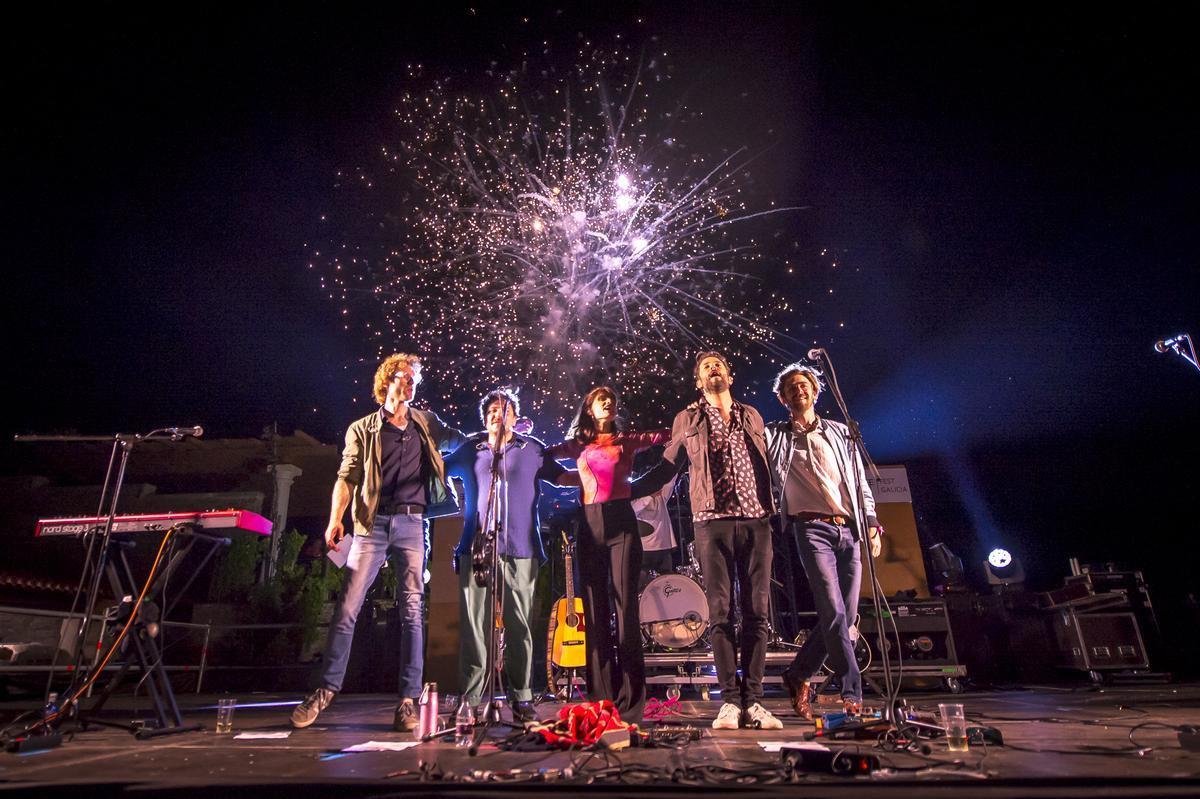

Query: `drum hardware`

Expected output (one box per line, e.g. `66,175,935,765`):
673,541,704,585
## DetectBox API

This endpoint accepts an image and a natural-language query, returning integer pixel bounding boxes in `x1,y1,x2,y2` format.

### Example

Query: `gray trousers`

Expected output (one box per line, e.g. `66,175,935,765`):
457,555,538,704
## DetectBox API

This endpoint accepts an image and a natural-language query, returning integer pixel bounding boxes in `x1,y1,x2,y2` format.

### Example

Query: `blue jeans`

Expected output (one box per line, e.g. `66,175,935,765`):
786,519,863,701
320,512,426,698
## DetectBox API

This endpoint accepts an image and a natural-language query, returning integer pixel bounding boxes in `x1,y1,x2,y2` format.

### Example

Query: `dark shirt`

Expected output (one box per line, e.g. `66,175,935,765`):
380,409,426,508
444,433,564,561
696,400,769,521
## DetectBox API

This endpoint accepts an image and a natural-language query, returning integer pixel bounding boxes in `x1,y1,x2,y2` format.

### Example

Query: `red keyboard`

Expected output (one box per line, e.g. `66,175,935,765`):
34,510,272,538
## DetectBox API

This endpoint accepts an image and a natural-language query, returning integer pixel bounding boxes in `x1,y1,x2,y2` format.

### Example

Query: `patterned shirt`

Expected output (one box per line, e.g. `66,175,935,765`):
695,400,769,521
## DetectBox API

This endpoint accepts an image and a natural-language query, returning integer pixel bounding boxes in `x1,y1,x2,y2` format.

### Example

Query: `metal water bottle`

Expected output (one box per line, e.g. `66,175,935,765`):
416,682,438,740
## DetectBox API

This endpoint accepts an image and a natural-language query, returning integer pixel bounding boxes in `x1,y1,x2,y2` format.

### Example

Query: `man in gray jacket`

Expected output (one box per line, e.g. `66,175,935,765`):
292,353,468,731
766,363,881,719
637,351,783,731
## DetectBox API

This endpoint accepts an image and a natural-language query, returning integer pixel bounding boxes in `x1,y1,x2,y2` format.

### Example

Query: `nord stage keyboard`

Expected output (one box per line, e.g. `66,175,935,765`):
34,510,272,538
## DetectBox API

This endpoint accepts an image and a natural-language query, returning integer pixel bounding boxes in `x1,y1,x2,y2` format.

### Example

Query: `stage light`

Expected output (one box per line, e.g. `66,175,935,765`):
927,542,966,593
987,548,1012,569
984,546,1025,588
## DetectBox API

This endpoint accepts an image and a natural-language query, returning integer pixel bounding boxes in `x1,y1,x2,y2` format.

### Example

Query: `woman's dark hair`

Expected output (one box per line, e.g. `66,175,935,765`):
567,386,625,445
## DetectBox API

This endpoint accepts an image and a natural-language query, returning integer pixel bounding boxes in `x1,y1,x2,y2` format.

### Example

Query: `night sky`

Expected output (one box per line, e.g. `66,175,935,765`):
6,6,1198,612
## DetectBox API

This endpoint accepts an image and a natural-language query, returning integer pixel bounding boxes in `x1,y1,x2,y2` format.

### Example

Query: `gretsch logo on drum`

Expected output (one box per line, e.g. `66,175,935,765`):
663,582,680,597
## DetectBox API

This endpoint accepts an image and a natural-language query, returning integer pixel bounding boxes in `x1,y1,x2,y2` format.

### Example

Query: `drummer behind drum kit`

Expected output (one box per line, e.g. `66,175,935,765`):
638,542,710,650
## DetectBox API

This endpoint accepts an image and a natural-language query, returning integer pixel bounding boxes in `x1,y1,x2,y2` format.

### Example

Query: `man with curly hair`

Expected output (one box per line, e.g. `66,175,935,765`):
767,363,881,720
292,353,467,732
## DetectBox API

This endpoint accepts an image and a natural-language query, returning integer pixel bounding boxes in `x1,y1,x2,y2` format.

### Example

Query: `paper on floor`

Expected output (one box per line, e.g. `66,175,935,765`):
234,731,293,740
342,740,423,752
757,740,828,753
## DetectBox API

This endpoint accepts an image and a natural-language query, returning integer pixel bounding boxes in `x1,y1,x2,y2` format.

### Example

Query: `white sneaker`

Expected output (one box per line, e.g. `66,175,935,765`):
712,702,743,730
746,702,784,730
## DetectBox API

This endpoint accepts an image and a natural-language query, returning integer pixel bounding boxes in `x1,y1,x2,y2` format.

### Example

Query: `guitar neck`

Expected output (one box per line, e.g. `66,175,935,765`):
564,551,575,603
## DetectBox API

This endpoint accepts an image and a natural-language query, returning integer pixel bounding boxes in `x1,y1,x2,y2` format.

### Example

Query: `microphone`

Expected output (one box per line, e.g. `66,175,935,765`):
1154,335,1188,353
166,426,204,438
806,347,824,361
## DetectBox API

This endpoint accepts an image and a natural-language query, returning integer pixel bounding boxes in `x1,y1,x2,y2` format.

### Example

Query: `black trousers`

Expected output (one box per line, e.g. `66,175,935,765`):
578,500,645,723
693,516,773,706
639,548,675,589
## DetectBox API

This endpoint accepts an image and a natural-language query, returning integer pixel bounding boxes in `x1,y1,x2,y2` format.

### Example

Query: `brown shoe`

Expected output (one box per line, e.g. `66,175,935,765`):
842,698,863,716
781,671,813,720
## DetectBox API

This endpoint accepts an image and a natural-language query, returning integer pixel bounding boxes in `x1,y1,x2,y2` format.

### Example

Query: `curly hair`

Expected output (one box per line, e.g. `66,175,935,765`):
567,386,625,445
772,362,822,398
478,389,521,425
372,353,424,404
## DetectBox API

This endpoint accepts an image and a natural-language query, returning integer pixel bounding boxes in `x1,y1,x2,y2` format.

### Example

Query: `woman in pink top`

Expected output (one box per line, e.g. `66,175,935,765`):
548,386,668,724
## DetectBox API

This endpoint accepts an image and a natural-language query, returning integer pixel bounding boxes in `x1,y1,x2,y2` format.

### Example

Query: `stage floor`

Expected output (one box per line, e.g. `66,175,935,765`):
2,684,1200,796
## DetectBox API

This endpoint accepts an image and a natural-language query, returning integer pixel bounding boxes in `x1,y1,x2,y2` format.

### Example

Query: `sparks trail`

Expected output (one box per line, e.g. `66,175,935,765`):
316,40,803,427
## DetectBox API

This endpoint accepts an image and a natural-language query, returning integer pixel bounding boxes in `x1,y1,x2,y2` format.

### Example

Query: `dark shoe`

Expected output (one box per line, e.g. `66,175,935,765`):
393,698,417,732
291,687,335,728
511,700,536,723
781,671,813,720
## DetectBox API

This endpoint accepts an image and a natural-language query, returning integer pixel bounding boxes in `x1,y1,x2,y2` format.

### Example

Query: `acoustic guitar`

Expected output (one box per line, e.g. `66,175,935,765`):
548,533,586,669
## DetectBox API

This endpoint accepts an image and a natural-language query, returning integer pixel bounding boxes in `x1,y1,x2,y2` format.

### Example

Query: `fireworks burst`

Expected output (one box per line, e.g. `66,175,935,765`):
312,39,802,428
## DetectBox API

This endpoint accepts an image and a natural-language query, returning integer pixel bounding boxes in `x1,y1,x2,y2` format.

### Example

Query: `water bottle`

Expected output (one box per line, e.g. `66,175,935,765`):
415,682,438,740
455,701,475,747
42,691,59,720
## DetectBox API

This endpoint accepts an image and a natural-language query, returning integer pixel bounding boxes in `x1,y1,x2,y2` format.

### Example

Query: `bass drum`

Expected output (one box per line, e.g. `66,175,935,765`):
639,573,709,649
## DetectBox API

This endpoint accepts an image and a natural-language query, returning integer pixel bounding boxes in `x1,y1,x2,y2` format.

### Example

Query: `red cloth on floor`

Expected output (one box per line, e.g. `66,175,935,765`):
534,700,630,748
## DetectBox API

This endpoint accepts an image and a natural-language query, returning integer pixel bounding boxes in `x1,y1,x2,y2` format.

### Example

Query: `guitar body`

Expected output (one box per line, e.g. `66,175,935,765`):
550,596,586,668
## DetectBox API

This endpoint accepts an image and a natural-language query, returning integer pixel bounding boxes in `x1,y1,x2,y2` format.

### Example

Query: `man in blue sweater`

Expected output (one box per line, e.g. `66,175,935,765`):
444,389,570,722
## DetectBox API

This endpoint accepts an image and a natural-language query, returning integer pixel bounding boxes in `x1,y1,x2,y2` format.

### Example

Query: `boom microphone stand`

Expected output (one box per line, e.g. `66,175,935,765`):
804,349,901,723
467,392,524,755
1154,333,1198,373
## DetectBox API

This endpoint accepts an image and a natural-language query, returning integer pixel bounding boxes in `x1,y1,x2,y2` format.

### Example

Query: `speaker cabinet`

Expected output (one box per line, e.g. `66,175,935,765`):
858,598,960,668
1051,610,1149,672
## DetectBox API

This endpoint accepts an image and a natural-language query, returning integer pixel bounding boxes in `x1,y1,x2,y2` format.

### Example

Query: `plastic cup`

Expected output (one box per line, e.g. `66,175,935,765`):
215,697,237,734
938,702,968,752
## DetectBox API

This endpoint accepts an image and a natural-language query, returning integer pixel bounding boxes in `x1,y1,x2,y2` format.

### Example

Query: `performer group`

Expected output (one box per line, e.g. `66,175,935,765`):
290,350,881,732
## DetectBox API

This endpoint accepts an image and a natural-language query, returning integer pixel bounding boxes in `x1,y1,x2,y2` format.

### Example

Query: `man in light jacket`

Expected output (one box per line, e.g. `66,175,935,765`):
765,363,881,719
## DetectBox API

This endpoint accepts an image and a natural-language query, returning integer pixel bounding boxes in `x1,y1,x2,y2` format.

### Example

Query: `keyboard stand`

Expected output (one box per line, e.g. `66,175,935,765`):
76,525,228,738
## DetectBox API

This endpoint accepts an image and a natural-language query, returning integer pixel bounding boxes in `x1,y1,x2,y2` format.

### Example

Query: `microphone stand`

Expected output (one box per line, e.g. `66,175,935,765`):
1156,333,1199,373
468,393,524,754
807,351,901,723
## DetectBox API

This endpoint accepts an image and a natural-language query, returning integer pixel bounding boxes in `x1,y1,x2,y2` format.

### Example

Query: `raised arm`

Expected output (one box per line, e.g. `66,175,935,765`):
629,413,689,499
545,439,582,461
427,410,470,454
623,428,672,452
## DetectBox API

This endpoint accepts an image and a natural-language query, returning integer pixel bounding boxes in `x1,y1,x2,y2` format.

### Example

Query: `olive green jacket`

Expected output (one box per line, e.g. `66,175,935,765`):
337,407,468,536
